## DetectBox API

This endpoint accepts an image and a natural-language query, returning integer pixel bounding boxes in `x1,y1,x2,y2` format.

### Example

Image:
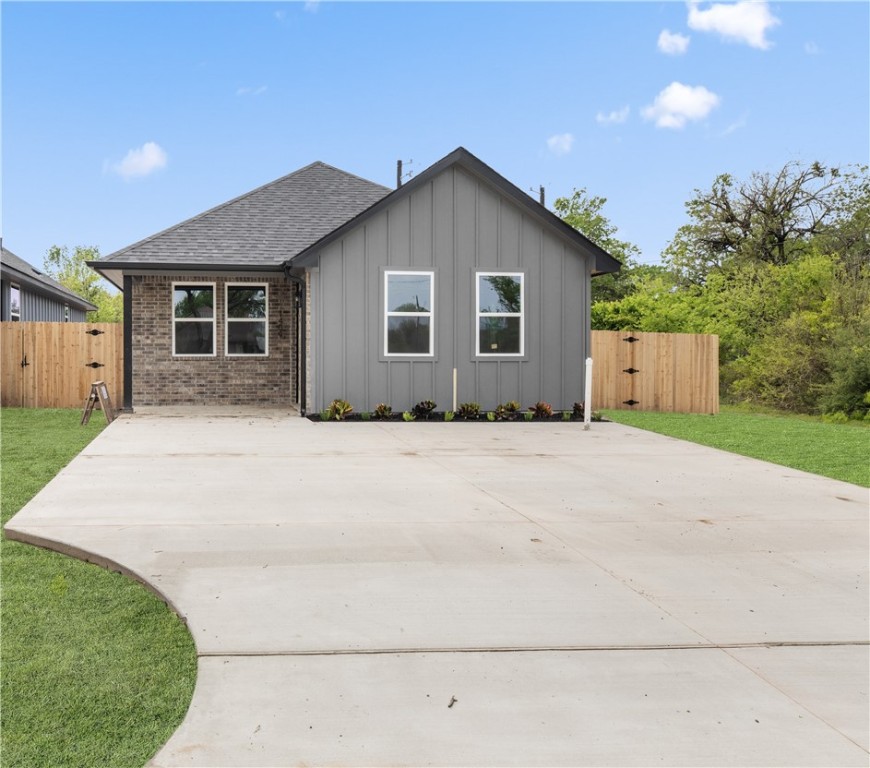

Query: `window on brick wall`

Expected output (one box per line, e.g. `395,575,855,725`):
173,283,215,356
226,284,268,356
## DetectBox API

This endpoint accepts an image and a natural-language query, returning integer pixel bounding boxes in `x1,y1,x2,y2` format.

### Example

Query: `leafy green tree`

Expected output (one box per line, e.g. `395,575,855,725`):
663,162,868,284
43,245,122,322
553,188,649,304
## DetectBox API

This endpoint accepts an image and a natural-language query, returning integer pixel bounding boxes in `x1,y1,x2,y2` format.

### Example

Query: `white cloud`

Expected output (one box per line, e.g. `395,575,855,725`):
304,0,320,12
546,133,574,155
642,82,720,129
111,141,167,180
236,85,268,96
687,1,780,50
658,29,690,55
274,9,287,22
596,106,630,125
804,41,820,55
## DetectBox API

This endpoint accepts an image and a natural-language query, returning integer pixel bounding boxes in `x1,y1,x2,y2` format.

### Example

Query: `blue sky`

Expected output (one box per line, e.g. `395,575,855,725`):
2,1,868,268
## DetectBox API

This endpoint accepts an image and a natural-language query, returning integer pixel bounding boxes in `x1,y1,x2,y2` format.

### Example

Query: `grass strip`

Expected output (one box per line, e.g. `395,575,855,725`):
1,408,196,768
602,406,869,487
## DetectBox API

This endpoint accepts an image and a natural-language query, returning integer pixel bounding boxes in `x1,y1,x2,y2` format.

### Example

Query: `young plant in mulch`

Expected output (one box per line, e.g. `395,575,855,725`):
457,402,481,420
529,401,554,419
572,402,585,420
326,398,353,421
412,400,437,420
444,411,455,422
493,400,522,421
373,403,393,420
402,411,416,422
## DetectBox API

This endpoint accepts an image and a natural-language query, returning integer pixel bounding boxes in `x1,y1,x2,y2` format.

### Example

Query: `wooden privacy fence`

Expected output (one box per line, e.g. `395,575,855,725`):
592,330,719,414
0,324,716,414
1,323,123,409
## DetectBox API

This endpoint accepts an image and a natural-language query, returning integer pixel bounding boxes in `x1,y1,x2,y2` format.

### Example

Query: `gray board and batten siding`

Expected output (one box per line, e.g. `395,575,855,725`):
303,164,595,413
1,246,96,322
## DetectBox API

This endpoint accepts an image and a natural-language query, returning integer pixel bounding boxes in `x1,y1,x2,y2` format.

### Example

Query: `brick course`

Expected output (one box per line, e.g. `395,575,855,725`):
131,274,296,406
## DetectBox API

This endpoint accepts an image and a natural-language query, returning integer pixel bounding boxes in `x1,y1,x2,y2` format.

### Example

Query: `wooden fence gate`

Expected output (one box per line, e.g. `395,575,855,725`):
1,323,123,409
592,330,719,414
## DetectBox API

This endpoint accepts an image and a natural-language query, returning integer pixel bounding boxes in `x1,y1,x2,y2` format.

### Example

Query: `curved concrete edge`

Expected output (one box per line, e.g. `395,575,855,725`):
4,525,191,627
3,524,200,765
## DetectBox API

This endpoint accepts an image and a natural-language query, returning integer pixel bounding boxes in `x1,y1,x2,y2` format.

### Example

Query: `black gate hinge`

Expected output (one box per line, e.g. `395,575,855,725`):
623,336,640,343
623,367,640,375
86,329,105,336
20,355,29,368
623,399,640,406
85,361,105,369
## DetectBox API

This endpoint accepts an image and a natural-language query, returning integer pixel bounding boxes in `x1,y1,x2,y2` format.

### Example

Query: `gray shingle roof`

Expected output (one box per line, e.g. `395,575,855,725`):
1,246,98,311
97,162,391,268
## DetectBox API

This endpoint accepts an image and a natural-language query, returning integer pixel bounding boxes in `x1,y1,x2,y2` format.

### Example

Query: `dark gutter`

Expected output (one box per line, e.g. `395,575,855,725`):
123,275,133,411
87,261,284,290
283,265,307,417
0,264,98,312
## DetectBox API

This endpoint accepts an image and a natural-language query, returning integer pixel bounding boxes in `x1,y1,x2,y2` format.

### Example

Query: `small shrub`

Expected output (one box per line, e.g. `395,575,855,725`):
361,412,372,421
529,401,553,419
572,402,585,420
402,411,416,422
458,402,481,419
319,410,331,421
523,411,533,421
444,411,455,422
326,398,353,421
561,411,571,421
373,403,393,420
486,411,496,422
494,401,521,421
413,400,437,419
821,411,849,424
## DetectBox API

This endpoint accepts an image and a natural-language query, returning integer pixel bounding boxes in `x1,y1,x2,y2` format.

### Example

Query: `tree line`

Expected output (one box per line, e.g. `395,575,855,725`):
555,161,869,420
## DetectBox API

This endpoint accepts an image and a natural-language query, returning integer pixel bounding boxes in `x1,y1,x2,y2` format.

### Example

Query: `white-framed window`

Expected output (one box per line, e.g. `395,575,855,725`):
64,304,70,322
476,272,524,356
226,284,268,356
172,282,215,356
10,283,21,322
384,270,434,356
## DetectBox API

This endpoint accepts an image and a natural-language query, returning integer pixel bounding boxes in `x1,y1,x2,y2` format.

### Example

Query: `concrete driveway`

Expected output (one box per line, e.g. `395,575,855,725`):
5,411,868,767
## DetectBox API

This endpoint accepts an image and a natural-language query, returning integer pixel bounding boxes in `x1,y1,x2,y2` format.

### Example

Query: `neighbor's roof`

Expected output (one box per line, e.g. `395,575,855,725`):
1,246,98,311
291,148,621,276
92,162,391,280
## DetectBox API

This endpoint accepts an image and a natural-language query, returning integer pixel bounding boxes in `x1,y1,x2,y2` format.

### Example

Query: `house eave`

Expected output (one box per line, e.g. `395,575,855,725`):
1,263,98,312
88,261,286,290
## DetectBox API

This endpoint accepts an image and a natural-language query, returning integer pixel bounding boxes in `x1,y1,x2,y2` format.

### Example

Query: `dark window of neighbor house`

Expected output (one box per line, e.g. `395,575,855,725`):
226,284,268,356
477,272,523,356
10,283,21,321
173,283,215,356
384,271,434,356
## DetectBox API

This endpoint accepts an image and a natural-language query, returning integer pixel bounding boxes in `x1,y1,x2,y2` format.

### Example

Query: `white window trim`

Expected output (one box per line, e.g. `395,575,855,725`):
384,270,435,357
172,281,216,357
10,282,21,322
476,271,524,357
225,283,269,357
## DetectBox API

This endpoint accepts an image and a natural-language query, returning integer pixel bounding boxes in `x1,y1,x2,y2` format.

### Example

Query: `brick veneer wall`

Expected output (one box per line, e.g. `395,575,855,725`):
131,274,296,406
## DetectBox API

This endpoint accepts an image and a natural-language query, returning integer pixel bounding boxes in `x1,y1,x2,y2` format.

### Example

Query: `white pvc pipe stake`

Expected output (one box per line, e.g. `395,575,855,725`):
583,357,593,431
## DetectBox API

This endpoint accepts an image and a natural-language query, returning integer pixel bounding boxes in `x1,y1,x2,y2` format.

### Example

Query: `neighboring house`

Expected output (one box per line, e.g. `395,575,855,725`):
90,147,620,414
1,244,97,322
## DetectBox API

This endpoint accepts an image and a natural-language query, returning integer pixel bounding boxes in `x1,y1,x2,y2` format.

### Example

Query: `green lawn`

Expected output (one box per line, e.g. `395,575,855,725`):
603,405,869,487
1,409,196,768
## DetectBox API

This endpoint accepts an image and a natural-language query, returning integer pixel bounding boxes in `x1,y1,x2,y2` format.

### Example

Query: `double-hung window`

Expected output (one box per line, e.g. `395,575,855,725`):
384,271,434,356
173,283,215,356
476,272,524,356
226,284,268,356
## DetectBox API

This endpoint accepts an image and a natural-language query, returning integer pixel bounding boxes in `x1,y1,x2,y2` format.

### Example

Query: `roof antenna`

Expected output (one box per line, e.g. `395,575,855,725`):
540,186,545,207
528,185,546,207
396,158,414,188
